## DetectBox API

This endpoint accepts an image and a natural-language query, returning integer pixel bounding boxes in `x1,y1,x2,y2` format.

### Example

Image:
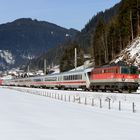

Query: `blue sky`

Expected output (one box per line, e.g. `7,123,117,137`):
0,0,120,30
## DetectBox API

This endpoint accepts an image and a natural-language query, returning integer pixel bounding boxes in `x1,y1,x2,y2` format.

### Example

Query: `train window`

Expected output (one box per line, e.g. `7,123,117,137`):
121,67,129,74
77,75,79,79
34,79,42,82
72,75,74,80
64,75,72,80
45,77,57,81
78,75,82,80
130,66,138,74
63,74,82,80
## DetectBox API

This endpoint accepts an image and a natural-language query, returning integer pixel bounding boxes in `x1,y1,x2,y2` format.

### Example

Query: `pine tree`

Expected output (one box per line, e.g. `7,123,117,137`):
60,42,84,72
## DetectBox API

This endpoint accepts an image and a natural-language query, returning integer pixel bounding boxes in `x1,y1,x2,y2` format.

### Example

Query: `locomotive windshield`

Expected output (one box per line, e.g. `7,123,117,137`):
121,66,138,74
121,67,129,74
130,66,138,74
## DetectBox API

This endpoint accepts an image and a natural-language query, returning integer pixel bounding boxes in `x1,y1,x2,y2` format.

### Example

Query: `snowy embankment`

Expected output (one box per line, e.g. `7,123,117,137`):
0,87,140,140
112,37,140,66
5,86,140,113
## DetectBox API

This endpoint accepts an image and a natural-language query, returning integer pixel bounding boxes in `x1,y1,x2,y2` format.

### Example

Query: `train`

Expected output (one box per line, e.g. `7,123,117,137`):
1,64,139,93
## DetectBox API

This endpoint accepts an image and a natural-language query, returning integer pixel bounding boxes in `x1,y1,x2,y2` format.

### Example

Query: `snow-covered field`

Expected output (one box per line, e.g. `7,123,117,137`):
0,87,140,140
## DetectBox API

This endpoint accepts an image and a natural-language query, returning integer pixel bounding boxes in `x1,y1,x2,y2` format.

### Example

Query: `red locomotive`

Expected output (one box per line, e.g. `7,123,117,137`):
89,65,139,92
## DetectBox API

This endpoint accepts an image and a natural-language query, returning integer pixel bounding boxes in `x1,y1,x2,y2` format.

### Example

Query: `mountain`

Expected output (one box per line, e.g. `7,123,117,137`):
29,2,120,71
0,18,79,70
112,37,140,67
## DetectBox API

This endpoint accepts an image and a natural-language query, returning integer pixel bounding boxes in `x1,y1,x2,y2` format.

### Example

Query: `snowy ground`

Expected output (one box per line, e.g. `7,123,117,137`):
0,87,140,140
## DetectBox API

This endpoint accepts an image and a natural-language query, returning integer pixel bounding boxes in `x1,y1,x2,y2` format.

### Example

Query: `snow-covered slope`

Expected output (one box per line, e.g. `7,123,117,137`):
112,37,140,66
0,50,15,64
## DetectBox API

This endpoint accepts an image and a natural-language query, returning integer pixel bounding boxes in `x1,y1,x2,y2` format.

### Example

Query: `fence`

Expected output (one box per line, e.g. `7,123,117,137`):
4,86,138,113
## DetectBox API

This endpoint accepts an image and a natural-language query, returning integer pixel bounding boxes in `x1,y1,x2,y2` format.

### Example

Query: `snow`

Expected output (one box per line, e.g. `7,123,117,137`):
0,87,140,140
49,65,60,74
65,33,70,37
69,61,93,71
112,37,140,66
22,54,35,60
0,50,15,64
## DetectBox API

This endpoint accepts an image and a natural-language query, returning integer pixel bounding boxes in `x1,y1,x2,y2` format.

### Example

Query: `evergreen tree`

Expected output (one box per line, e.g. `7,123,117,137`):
91,18,108,66
60,42,84,72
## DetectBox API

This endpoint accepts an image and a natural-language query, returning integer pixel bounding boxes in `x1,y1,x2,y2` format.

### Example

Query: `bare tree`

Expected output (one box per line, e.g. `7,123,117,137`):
137,0,140,36
130,10,134,40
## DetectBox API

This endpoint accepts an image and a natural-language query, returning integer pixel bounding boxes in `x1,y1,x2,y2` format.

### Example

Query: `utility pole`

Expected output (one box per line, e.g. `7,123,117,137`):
44,59,46,75
75,48,77,71
27,65,29,77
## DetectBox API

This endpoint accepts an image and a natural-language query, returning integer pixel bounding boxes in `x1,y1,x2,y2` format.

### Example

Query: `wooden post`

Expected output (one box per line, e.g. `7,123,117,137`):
92,98,94,106
69,95,70,102
133,102,136,113
119,101,121,111
73,96,75,102
85,97,87,105
64,95,66,102
78,97,81,104
108,99,111,109
100,99,102,108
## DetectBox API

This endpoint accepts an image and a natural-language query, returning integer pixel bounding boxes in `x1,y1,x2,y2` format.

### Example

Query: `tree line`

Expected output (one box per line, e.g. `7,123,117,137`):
60,0,140,71
91,0,140,66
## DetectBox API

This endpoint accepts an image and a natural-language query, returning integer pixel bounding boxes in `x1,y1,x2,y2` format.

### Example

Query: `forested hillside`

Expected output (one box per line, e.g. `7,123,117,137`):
90,0,140,66
59,0,140,71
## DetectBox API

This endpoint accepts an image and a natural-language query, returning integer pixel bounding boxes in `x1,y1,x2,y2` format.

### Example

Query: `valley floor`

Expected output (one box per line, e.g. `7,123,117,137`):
0,87,140,140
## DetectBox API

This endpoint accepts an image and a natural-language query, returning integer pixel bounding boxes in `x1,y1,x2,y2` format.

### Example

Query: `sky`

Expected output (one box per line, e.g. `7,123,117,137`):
0,0,121,30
